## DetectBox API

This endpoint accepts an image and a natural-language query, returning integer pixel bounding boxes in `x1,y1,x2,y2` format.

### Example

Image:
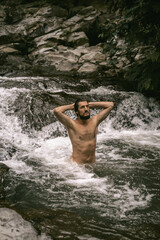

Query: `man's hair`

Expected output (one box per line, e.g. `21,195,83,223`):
74,98,88,113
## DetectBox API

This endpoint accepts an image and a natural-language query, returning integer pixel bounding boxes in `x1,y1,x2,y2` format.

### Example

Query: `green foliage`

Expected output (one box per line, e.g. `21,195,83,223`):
126,55,160,95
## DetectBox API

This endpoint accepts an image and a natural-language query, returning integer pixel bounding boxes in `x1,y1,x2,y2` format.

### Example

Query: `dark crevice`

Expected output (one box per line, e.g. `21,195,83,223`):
84,19,102,46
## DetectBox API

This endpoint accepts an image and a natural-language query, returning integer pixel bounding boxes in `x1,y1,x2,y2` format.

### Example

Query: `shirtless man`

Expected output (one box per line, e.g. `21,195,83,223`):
54,99,114,164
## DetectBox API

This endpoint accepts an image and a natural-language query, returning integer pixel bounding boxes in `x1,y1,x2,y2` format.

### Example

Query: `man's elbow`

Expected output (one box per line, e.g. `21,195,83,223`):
108,102,114,109
53,107,59,115
110,102,114,109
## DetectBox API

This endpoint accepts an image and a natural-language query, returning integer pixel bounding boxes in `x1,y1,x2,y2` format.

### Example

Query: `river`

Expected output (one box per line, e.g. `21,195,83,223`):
0,75,160,240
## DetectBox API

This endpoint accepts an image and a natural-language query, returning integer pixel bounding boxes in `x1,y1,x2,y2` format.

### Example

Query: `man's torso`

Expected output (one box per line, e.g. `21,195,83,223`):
68,117,98,164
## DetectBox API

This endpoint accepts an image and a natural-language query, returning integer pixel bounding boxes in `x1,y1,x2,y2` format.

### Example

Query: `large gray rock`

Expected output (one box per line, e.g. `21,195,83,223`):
0,208,51,240
33,50,79,72
68,31,89,47
79,51,105,63
0,44,20,54
78,62,98,73
44,17,63,34
63,14,84,27
55,60,78,72
34,29,65,47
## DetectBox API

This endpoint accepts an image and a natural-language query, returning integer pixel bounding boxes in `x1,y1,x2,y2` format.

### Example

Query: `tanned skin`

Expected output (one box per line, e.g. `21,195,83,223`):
54,101,114,164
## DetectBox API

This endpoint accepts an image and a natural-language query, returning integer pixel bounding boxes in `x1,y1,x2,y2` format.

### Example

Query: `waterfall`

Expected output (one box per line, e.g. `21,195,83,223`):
0,76,160,240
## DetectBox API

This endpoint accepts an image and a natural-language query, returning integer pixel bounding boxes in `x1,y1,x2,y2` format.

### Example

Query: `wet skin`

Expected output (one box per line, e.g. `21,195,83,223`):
54,101,114,164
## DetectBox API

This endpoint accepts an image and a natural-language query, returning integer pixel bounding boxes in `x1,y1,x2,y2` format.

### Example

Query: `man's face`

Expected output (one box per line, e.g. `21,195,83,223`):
77,101,90,120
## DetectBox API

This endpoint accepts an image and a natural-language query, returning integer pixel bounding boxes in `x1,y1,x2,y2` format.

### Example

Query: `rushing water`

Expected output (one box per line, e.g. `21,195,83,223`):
0,76,160,240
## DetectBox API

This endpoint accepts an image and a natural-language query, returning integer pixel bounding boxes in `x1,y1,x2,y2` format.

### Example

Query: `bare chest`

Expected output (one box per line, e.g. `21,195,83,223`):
72,123,97,141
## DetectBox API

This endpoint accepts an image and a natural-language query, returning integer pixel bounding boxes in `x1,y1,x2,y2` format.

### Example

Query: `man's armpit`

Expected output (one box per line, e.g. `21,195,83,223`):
95,108,111,125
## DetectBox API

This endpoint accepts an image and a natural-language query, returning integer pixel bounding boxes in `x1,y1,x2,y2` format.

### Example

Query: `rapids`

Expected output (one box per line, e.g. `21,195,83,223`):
0,76,160,240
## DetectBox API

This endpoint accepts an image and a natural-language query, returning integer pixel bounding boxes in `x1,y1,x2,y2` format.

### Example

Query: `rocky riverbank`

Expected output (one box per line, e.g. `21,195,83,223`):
0,1,159,239
0,0,152,82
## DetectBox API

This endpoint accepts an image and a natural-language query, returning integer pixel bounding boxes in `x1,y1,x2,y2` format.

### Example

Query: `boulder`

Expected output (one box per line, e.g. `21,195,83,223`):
0,24,27,44
28,23,45,39
0,44,20,54
78,62,98,73
79,51,105,63
115,61,124,69
61,50,79,63
55,60,78,72
44,17,63,34
79,6,95,15
34,29,65,47
34,52,65,66
68,46,88,57
116,39,127,48
68,31,89,47
63,14,83,27
0,208,50,240
33,50,79,72
34,6,53,18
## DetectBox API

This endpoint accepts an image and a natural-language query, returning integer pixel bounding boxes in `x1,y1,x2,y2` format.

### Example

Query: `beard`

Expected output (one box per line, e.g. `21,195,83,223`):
79,113,90,120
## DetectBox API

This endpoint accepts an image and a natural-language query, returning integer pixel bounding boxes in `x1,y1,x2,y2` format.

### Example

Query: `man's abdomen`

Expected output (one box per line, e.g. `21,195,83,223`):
72,140,96,164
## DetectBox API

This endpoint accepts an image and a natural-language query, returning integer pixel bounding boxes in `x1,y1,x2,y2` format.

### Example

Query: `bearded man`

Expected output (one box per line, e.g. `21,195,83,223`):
54,99,114,164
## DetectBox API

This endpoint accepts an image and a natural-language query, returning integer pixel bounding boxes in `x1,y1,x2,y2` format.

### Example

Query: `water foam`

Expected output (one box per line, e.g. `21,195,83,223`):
0,80,159,226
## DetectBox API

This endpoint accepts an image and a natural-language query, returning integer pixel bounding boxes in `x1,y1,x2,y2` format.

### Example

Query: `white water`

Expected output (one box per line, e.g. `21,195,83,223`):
0,76,160,239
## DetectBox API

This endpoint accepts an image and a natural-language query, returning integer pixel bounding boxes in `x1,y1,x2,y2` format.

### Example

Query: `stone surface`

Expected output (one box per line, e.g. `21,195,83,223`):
68,31,89,47
78,62,98,73
79,51,105,63
0,1,152,78
0,208,51,240
0,163,9,200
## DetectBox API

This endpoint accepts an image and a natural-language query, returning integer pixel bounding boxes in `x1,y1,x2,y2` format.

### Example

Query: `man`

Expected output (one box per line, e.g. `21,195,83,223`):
54,99,114,164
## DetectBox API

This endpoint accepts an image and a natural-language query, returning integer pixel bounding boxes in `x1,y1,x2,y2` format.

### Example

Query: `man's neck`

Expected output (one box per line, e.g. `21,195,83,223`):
77,118,90,125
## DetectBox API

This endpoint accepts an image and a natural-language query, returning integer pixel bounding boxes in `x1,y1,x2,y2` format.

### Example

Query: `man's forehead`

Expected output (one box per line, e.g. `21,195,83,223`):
78,101,88,107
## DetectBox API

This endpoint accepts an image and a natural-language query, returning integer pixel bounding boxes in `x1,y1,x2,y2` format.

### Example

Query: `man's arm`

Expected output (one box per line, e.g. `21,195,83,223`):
89,101,114,125
54,104,74,128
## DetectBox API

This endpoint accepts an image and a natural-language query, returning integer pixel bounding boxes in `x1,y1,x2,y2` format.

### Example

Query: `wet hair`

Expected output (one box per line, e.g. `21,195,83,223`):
74,98,88,113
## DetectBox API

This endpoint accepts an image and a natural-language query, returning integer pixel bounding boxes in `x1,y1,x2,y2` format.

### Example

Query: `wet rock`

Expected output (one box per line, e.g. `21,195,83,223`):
13,91,57,131
0,44,20,54
63,14,84,27
0,208,51,240
0,2,105,75
56,60,78,72
79,51,105,63
18,208,91,240
0,0,153,79
68,31,89,47
78,62,98,73
0,163,9,200
44,17,63,34
34,29,65,47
